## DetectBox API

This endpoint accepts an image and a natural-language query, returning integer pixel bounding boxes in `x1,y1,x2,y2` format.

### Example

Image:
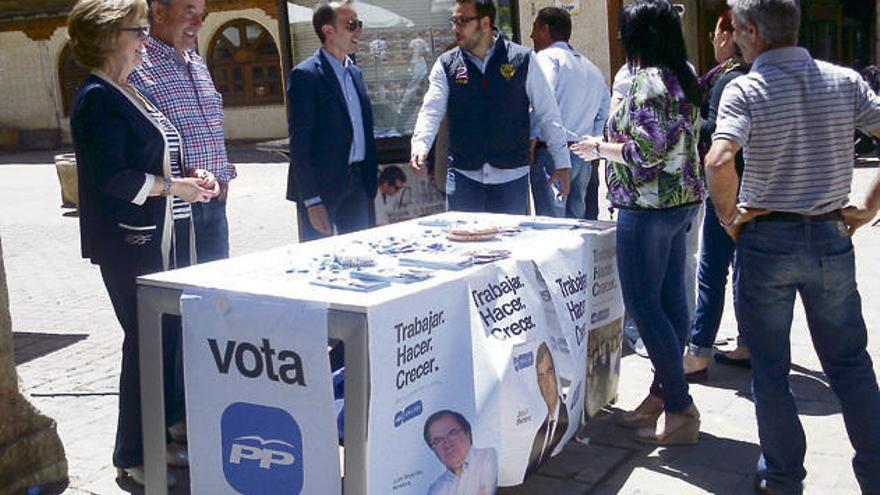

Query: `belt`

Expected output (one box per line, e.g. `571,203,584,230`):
753,210,843,222
535,140,578,149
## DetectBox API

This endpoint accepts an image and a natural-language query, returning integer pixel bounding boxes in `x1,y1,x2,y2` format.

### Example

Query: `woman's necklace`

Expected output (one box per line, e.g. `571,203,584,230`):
120,82,154,112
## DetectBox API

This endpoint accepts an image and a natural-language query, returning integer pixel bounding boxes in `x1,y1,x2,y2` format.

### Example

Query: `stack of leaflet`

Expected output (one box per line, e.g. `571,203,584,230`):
310,273,389,292
518,219,577,230
467,249,512,264
398,252,473,270
350,266,433,284
333,246,376,268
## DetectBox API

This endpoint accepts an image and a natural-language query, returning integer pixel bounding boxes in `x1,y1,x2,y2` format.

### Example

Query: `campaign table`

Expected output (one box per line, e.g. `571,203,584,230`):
136,212,621,494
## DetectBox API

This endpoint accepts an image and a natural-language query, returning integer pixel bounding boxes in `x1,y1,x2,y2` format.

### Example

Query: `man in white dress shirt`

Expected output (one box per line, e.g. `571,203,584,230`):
529,6,609,219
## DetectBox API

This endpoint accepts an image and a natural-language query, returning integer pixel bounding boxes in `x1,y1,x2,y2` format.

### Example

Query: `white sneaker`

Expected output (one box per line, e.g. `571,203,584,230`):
117,466,177,488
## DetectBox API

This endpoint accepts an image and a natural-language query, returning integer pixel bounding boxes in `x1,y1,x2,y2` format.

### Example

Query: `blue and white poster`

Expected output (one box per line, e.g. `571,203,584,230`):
181,290,340,495
581,224,625,417
466,259,572,485
366,279,495,495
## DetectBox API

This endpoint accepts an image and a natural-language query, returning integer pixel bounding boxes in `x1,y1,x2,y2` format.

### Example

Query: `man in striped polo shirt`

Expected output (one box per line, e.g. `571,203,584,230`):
706,0,880,493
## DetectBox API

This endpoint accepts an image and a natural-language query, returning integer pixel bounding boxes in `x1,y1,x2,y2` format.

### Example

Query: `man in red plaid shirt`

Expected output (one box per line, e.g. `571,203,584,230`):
130,0,236,262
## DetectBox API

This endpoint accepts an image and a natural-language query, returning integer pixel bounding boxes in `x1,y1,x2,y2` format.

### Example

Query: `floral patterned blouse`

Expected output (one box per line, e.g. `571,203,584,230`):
606,66,704,209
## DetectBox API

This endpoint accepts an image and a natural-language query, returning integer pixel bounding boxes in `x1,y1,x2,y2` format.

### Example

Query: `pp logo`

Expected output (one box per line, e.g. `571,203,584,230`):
221,402,303,495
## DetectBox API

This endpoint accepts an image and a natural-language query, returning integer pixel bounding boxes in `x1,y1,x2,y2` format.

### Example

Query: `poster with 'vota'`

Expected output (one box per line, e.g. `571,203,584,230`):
467,259,574,486
181,290,340,495
366,279,496,495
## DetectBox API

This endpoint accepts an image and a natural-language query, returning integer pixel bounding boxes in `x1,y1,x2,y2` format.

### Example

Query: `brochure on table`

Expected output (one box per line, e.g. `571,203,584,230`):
181,290,340,495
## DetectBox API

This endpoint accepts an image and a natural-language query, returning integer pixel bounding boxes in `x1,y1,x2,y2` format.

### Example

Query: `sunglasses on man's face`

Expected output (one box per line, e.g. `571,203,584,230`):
345,18,364,32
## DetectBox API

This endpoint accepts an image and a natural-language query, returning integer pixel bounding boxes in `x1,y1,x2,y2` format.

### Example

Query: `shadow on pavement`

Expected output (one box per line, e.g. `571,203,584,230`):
691,360,840,417
13,332,89,365
0,150,70,165
0,142,286,166
582,409,761,494
115,465,191,495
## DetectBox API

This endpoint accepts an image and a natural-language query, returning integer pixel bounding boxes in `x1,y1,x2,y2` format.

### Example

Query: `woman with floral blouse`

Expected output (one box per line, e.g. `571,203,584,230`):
572,0,703,446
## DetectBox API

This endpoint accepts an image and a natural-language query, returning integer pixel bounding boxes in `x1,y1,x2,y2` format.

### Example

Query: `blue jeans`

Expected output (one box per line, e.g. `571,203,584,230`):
298,172,370,242
616,205,700,412
530,148,593,218
446,168,529,215
191,199,230,263
735,218,880,494
689,197,744,355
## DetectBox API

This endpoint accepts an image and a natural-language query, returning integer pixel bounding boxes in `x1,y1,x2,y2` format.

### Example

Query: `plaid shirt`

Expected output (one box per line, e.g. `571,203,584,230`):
130,36,235,182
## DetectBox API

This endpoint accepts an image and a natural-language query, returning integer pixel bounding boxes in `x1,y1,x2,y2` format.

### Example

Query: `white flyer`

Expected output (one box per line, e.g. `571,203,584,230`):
181,290,340,495
582,225,625,417
366,279,493,495
467,259,574,485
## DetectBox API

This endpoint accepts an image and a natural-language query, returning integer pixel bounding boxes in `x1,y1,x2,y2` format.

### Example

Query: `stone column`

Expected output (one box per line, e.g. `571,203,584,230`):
0,235,68,495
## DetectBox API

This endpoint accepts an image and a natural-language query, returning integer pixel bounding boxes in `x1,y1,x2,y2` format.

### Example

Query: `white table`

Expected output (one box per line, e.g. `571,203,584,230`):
136,212,619,494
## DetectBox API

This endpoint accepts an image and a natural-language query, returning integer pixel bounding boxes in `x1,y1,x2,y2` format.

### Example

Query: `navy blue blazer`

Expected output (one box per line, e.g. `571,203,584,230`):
70,74,173,268
286,49,378,204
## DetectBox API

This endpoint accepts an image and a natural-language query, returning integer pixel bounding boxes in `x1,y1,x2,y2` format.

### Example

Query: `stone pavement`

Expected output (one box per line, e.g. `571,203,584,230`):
1,147,878,495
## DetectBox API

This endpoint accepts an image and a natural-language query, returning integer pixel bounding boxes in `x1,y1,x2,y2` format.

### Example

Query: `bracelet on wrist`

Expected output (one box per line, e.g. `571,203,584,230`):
593,141,601,159
162,176,173,197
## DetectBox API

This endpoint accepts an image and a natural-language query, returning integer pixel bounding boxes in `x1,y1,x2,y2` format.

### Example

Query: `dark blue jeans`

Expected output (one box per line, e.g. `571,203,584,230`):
616,205,700,412
446,169,529,215
735,218,880,494
297,173,370,242
529,148,593,219
102,220,189,468
688,197,743,355
191,199,230,263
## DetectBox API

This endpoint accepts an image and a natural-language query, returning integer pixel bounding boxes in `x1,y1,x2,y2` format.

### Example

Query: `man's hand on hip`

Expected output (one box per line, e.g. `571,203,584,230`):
307,204,333,235
842,204,879,235
722,206,771,241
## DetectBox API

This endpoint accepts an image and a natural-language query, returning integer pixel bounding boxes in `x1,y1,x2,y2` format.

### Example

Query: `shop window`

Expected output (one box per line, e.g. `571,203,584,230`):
58,44,90,116
208,19,284,106
289,0,519,139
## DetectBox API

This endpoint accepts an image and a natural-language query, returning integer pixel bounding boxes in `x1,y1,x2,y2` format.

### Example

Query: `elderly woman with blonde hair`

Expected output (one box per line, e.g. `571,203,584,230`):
67,0,217,486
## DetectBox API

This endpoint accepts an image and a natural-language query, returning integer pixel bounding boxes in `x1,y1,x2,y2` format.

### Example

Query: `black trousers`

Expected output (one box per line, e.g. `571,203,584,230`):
102,220,190,468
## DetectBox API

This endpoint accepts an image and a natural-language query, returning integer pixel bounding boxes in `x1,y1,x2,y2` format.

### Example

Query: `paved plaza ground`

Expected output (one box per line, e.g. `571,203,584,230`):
2,147,879,494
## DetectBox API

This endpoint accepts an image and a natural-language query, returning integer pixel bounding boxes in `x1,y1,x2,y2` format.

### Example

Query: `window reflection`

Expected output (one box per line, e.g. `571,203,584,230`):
288,0,516,137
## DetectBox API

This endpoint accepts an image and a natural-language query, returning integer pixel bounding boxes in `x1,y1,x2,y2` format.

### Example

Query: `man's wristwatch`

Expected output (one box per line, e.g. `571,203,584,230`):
162,176,173,197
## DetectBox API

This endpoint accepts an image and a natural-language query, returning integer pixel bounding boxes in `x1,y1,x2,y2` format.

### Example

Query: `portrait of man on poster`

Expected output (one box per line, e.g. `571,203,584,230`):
526,342,570,476
424,409,497,495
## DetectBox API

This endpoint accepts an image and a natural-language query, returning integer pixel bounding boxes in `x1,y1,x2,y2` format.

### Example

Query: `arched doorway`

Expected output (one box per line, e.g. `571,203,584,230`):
207,19,284,107
58,43,90,116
